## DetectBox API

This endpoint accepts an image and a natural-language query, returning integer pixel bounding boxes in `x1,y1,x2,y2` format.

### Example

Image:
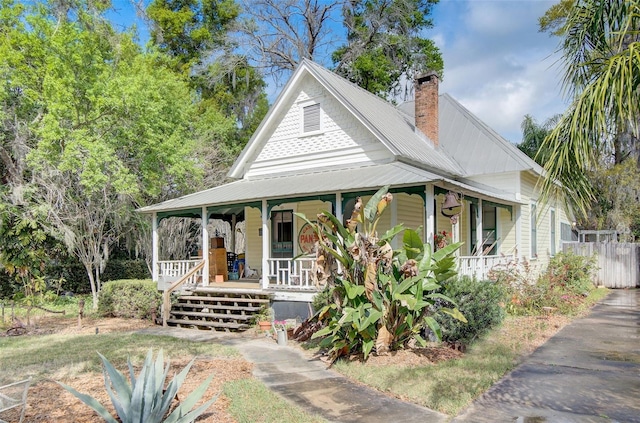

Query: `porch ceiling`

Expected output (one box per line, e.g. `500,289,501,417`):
138,162,521,215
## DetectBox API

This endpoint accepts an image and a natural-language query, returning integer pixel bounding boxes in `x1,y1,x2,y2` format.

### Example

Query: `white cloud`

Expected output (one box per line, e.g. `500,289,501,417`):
430,0,568,143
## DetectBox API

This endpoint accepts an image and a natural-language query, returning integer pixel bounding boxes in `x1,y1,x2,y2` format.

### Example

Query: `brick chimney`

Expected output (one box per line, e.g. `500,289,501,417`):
415,72,439,146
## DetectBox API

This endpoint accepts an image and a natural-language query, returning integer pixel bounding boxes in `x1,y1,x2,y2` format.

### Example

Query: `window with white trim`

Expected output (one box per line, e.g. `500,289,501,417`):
530,203,537,258
302,103,321,133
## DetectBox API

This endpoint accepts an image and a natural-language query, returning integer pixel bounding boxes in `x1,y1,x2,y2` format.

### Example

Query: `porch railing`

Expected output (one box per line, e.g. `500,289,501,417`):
267,257,317,289
162,260,206,327
157,259,203,289
458,255,514,280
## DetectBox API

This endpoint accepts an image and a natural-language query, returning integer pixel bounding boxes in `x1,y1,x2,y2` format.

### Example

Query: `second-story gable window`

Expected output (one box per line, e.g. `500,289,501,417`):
302,103,321,133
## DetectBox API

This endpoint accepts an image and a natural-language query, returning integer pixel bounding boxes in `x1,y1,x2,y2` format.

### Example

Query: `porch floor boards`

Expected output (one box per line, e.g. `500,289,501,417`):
167,287,273,332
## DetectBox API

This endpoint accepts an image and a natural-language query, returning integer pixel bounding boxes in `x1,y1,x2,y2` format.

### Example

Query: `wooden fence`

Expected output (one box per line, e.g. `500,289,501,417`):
562,242,640,288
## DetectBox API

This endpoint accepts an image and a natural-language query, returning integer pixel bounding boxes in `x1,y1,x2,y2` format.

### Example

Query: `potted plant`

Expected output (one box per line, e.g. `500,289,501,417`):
254,306,273,331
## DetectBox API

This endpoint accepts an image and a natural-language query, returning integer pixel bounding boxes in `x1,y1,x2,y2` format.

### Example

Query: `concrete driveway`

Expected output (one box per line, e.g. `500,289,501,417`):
453,289,640,423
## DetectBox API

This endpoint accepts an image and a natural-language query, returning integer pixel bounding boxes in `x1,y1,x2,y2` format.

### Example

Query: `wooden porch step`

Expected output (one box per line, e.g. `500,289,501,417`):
170,310,254,321
166,318,249,331
166,289,271,332
177,295,270,304
172,303,263,313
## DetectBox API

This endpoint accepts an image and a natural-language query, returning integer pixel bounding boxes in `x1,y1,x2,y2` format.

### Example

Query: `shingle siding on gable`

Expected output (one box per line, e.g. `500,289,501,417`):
246,76,392,178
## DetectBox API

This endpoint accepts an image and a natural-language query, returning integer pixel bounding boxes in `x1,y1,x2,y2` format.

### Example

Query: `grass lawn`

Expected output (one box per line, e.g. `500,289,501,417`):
1,287,609,421
330,287,610,416
0,302,325,423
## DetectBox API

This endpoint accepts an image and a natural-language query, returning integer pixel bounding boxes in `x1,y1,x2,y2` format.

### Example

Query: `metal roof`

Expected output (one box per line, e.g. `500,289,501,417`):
138,163,437,213
140,60,533,215
399,95,544,176
303,60,464,176
138,162,520,214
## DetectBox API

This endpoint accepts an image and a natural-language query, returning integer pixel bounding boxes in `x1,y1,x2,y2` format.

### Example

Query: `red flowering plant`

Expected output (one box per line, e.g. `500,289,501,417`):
434,230,451,249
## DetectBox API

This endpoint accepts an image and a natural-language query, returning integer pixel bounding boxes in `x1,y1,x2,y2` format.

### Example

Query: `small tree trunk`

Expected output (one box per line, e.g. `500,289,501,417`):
85,265,99,310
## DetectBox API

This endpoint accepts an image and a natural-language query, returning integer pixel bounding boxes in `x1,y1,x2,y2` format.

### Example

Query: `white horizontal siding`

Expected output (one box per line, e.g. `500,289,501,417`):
245,206,263,275
499,207,516,255
467,171,519,193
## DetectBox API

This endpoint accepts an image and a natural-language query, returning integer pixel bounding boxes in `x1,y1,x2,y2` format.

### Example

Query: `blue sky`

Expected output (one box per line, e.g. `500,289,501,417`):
429,0,567,143
106,0,567,144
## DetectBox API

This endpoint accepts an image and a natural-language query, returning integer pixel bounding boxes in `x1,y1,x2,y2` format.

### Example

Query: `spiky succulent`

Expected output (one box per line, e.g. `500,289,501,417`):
59,349,216,423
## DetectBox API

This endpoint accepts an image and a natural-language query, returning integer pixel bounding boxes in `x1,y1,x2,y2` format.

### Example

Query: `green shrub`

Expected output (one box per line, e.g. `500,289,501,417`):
536,252,597,314
435,276,506,346
496,252,597,315
103,259,151,282
98,279,161,320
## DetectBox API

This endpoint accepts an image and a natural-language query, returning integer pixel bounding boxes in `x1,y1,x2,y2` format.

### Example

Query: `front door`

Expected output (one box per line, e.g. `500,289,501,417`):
271,210,293,258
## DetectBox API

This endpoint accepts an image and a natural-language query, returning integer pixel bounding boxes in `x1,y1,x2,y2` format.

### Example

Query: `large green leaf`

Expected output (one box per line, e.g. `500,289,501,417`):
362,339,374,359
403,229,424,259
424,316,442,341
320,210,350,240
313,324,336,338
364,185,390,222
432,241,462,261
380,224,405,242
441,307,468,323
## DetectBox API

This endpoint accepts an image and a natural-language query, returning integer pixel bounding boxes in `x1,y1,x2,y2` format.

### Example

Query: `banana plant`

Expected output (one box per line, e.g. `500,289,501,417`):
298,186,466,363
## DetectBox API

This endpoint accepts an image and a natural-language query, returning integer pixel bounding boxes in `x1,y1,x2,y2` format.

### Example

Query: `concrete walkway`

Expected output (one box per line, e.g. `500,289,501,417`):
226,337,448,423
453,289,640,423
138,327,447,422
140,289,640,423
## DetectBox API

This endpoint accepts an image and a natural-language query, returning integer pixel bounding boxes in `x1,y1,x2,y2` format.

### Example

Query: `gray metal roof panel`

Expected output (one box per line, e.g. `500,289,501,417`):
138,163,442,213
398,95,544,176
438,94,544,176
138,162,522,214
301,60,464,176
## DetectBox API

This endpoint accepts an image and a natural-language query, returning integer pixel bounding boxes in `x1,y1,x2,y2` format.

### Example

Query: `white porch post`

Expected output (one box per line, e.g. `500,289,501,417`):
335,192,343,224
261,199,270,289
476,199,484,277
425,185,435,249
152,212,159,283
202,206,209,286
231,213,237,254
515,205,522,260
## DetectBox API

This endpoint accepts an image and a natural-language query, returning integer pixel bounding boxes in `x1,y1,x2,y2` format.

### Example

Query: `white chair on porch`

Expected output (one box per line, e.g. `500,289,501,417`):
0,377,31,423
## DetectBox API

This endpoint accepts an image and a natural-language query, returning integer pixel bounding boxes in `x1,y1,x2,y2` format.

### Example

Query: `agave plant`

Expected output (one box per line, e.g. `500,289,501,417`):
59,349,215,423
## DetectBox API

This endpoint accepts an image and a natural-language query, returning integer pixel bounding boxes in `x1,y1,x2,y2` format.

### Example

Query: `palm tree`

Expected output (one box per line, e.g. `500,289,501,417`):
539,0,640,216
518,114,560,165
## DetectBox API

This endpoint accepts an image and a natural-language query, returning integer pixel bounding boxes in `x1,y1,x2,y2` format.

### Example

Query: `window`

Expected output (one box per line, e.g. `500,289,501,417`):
561,222,576,242
470,203,497,255
271,210,293,258
550,209,556,256
302,103,321,133
530,203,537,258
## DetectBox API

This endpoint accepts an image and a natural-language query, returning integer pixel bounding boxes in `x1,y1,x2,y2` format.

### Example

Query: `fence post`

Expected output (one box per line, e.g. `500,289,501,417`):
78,299,85,328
